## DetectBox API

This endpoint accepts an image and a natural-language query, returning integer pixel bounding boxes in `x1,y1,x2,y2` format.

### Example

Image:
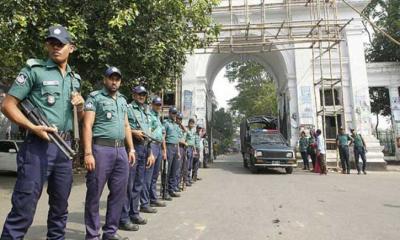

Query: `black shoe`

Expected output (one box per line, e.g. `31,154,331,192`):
363,171,367,175
342,170,346,174
203,165,209,168
162,195,173,201
131,216,147,225
186,182,192,187
174,188,181,192
196,177,202,181
169,191,181,197
102,233,129,240
118,221,139,231
150,200,167,207
140,206,157,213
357,171,361,175
347,171,350,174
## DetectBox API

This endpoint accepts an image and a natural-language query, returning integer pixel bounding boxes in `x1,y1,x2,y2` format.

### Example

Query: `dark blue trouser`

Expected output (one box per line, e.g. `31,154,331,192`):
120,144,147,223
192,148,200,180
176,146,187,189
1,135,73,240
339,145,350,172
141,143,162,207
85,144,129,240
166,144,180,193
186,147,194,183
354,146,367,172
300,151,309,169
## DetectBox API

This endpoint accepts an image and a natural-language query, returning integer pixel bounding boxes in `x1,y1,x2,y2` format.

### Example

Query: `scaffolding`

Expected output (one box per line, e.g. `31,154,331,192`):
195,0,353,170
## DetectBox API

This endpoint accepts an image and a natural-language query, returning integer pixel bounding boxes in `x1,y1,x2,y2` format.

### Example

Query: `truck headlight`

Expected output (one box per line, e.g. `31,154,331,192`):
286,152,293,158
255,151,263,157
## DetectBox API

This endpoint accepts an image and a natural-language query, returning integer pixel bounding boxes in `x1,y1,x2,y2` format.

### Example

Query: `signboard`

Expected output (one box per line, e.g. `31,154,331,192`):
183,90,193,118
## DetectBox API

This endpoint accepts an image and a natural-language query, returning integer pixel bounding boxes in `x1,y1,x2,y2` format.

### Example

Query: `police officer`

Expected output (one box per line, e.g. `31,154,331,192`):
185,118,197,187
119,86,155,230
83,67,135,240
176,112,188,191
163,107,181,198
192,124,203,182
350,128,368,175
145,97,167,208
336,127,353,174
1,25,84,239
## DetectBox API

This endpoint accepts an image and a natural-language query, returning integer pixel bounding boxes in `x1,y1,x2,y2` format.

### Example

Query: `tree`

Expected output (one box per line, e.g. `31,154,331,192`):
0,0,220,96
211,107,234,151
369,87,391,133
225,60,277,118
363,0,400,62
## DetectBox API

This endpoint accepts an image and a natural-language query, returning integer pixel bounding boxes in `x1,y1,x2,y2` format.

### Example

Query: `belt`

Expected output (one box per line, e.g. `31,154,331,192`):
94,138,125,147
133,139,150,146
167,143,179,147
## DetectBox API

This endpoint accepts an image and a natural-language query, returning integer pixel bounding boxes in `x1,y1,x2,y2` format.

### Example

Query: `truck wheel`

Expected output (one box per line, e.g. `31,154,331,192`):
285,167,293,174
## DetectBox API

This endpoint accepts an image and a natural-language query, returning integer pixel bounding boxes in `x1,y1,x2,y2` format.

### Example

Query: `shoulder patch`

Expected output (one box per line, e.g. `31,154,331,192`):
90,90,100,97
15,73,28,85
26,59,45,68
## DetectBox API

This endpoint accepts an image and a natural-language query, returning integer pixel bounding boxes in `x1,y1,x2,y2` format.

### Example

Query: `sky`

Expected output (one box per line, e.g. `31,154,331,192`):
212,68,238,109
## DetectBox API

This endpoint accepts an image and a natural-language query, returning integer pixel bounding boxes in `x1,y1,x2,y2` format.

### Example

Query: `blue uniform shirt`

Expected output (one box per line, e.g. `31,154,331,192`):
163,118,180,144
8,58,81,131
127,101,151,136
149,109,164,142
84,88,128,140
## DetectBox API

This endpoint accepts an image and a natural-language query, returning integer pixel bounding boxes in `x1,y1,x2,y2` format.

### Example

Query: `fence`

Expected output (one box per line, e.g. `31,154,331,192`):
375,130,395,156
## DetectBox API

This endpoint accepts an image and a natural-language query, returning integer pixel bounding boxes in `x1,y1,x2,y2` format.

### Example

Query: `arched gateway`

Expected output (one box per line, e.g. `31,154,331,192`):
181,0,385,169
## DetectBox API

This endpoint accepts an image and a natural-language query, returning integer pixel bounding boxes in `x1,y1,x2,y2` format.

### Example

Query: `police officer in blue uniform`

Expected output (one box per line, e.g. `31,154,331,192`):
119,86,155,230
176,112,188,191
192,125,203,182
140,97,167,209
1,25,85,240
163,107,181,198
185,118,197,187
83,67,135,240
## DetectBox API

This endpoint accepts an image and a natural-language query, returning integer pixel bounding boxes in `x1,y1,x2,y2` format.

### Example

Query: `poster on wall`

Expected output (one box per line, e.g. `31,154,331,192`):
391,97,400,122
300,86,313,122
183,90,193,118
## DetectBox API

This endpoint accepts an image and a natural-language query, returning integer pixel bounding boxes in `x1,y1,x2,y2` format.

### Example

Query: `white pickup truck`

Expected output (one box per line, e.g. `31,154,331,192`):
0,140,22,172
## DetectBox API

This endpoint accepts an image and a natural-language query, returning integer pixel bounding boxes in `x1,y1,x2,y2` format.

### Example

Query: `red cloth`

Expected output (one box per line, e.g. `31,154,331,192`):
314,155,321,173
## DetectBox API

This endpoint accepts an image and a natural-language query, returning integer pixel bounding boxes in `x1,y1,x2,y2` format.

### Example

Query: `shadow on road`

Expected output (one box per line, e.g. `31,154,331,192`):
210,161,287,175
28,225,86,240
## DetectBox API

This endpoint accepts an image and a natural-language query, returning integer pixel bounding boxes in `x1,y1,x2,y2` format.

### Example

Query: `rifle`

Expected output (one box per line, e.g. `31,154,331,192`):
72,91,80,153
160,155,168,199
19,98,76,160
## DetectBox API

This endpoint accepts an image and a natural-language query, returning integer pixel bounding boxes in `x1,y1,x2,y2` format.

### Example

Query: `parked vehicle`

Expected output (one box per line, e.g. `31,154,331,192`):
240,116,297,174
0,140,22,172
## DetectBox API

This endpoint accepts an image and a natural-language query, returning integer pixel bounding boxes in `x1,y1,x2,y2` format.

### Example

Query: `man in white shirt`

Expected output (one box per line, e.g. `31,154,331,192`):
316,129,327,174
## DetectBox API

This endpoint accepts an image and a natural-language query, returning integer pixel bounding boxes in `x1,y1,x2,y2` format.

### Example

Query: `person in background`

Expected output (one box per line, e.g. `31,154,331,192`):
307,129,317,171
299,131,310,170
336,127,353,174
316,129,327,175
203,133,210,168
350,128,368,175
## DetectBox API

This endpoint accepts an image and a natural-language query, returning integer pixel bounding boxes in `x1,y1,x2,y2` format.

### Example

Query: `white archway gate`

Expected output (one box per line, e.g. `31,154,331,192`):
181,0,386,170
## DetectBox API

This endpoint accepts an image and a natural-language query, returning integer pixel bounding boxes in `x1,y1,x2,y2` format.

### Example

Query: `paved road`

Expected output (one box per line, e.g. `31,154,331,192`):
1,154,400,240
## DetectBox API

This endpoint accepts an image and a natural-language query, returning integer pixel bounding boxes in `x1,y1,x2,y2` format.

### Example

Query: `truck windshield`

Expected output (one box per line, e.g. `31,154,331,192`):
251,133,285,145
